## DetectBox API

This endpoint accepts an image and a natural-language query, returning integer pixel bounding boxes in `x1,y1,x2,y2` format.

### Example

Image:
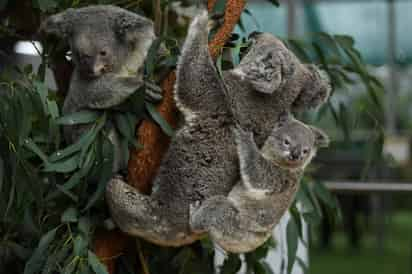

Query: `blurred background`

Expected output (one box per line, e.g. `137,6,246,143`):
236,0,412,273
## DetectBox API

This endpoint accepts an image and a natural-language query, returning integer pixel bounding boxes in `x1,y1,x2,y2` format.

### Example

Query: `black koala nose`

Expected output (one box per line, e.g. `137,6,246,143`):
290,150,300,160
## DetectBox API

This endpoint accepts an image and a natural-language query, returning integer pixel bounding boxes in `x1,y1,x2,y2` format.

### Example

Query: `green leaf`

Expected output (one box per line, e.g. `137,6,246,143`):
88,250,109,274
211,0,226,15
36,0,58,12
46,172,82,201
316,32,341,59
83,137,114,210
78,217,92,236
286,217,298,274
23,138,49,163
146,102,175,137
221,254,241,274
55,110,100,125
61,207,78,223
73,235,88,257
286,39,311,63
295,257,309,274
44,154,79,173
145,38,162,77
261,261,274,274
266,0,279,6
24,227,58,274
313,181,337,209
334,35,355,50
253,261,267,274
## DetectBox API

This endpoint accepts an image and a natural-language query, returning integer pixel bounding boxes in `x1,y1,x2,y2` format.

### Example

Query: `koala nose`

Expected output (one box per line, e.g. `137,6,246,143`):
290,149,300,160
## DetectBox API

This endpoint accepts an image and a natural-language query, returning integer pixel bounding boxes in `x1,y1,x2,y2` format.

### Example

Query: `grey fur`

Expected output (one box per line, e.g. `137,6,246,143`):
189,118,327,253
106,10,330,250
41,5,156,143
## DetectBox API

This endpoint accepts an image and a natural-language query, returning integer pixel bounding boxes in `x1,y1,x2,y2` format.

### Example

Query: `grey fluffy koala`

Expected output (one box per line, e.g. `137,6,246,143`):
40,5,156,143
106,10,331,251
190,113,328,252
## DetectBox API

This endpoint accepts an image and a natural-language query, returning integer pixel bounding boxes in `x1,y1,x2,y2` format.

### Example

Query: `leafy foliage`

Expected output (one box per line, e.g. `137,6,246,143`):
0,1,384,274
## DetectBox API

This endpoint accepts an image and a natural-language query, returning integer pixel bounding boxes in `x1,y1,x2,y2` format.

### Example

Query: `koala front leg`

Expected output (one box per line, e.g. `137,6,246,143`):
233,127,283,196
190,196,270,253
175,10,229,120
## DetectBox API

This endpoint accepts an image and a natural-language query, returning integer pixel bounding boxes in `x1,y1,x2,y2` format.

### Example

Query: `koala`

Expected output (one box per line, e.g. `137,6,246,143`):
189,113,329,253
224,32,331,146
40,5,156,143
106,10,331,249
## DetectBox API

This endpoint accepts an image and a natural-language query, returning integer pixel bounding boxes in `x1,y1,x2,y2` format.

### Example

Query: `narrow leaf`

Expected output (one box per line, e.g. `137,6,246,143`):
55,110,100,126
88,250,109,274
146,102,174,137
286,217,298,274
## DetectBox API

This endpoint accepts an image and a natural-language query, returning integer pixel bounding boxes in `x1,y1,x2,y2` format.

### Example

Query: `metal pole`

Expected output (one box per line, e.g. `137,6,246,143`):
287,0,297,37
386,0,398,134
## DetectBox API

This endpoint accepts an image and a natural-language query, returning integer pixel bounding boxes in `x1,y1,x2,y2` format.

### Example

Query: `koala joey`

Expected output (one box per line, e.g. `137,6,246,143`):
190,113,329,253
40,5,157,143
106,11,330,250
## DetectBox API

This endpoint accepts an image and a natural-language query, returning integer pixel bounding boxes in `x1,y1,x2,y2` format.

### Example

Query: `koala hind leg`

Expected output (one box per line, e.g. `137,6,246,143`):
106,176,166,239
190,195,269,253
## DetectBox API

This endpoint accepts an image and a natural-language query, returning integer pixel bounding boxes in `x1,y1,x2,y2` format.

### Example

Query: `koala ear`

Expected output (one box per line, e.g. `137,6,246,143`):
309,126,329,148
39,9,75,40
113,11,155,46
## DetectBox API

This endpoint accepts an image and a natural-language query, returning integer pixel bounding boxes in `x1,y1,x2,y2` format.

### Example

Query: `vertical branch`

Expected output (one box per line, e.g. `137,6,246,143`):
153,0,162,36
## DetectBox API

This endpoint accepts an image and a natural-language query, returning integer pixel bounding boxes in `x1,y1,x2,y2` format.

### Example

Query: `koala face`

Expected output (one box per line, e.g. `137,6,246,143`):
262,113,329,169
70,27,126,78
40,5,155,79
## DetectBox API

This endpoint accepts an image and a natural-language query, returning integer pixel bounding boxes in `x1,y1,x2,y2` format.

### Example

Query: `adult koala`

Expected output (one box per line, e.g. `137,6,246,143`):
106,10,331,251
40,5,156,143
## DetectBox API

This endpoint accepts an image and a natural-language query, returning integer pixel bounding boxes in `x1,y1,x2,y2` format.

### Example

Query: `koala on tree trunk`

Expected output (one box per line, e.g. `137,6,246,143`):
106,10,331,252
40,5,157,144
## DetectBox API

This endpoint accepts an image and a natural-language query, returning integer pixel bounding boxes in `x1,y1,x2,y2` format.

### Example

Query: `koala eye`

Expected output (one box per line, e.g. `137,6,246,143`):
99,50,107,57
283,137,290,147
303,148,310,155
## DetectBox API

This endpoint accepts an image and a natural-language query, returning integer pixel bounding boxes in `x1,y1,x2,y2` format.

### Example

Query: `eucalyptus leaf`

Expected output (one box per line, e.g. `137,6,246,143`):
73,235,88,257
83,137,114,211
146,102,175,137
23,138,49,163
36,0,58,12
61,207,78,223
88,250,109,274
44,154,79,173
221,254,241,274
56,110,100,126
286,217,298,274
24,227,58,274
266,0,279,6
